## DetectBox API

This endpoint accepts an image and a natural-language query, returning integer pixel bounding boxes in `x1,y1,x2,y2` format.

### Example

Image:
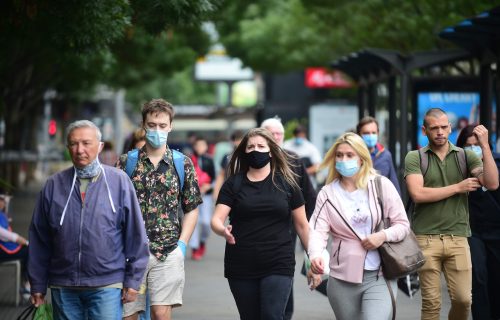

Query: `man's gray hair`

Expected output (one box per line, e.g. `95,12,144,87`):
260,117,284,132
66,120,102,144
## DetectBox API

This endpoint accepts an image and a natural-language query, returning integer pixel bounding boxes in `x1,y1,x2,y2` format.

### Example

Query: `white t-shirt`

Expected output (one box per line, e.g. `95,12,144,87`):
332,181,381,270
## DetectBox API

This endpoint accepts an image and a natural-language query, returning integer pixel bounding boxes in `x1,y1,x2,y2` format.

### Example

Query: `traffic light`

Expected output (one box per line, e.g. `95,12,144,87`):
48,119,57,137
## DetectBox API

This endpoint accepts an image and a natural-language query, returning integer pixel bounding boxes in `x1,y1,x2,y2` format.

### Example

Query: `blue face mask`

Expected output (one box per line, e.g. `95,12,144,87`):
335,159,360,177
146,129,168,149
294,137,304,146
464,145,482,158
75,158,102,178
361,134,378,148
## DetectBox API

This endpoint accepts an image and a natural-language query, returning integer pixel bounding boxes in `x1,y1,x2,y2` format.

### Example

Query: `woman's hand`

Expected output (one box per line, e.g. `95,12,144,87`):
310,257,324,275
307,269,323,290
361,231,386,250
224,225,236,244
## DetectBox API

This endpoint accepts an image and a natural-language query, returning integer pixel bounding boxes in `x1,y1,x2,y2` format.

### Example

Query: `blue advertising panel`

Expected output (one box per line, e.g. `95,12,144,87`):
417,92,496,150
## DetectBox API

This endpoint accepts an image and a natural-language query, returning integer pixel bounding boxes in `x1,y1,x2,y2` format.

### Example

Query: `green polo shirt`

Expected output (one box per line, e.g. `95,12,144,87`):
404,142,482,236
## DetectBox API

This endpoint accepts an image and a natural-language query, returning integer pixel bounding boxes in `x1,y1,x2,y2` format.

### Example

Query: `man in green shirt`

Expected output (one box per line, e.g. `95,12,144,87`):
404,108,498,320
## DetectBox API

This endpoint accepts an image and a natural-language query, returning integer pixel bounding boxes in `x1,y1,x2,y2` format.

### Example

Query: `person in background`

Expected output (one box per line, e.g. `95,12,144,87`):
99,140,119,166
212,130,244,201
0,194,30,296
356,116,400,194
283,125,322,188
211,128,316,320
189,137,216,261
404,108,498,320
130,128,147,151
261,116,318,320
308,132,410,320
117,99,202,320
29,120,149,320
456,124,500,320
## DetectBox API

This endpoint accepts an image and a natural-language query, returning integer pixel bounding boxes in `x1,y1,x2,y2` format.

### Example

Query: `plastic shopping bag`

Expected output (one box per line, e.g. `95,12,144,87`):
33,303,53,320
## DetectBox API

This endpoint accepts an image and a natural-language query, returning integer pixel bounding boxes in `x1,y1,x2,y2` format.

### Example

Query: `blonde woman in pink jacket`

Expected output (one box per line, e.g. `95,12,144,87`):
308,132,410,320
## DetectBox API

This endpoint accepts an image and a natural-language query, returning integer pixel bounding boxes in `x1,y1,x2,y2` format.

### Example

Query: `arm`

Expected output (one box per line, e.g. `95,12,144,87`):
404,151,480,203
308,190,331,274
292,205,308,250
472,125,499,190
122,179,149,292
28,189,52,305
406,174,481,204
211,204,235,244
179,207,199,245
362,177,410,249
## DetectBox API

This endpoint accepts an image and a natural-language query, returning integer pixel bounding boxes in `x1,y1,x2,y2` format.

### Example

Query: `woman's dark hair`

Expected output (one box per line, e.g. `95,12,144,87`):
455,124,477,148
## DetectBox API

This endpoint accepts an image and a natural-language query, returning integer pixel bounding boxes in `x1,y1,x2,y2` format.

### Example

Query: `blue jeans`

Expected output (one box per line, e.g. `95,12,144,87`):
51,287,122,320
228,275,293,320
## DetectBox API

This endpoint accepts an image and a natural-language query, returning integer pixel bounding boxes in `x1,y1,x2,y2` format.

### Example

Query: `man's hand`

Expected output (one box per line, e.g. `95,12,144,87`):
457,177,481,193
121,288,138,304
307,269,323,290
30,293,45,307
473,125,489,148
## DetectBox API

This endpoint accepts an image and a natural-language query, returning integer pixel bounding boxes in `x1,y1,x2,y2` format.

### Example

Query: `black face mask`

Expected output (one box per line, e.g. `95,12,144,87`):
244,150,271,169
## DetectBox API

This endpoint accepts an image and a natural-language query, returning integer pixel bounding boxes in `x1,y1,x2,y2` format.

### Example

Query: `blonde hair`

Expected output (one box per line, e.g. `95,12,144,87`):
320,132,376,189
228,128,299,190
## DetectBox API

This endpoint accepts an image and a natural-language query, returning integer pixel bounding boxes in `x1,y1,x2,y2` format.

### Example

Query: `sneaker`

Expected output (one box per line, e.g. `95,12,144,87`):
198,242,206,257
191,248,202,261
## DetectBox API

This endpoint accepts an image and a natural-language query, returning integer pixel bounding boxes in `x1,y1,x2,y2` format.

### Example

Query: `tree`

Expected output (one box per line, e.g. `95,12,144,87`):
214,0,493,73
0,0,220,188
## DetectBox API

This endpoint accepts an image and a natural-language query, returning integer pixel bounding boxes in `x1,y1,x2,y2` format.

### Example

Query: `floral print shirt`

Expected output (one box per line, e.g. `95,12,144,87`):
117,146,202,261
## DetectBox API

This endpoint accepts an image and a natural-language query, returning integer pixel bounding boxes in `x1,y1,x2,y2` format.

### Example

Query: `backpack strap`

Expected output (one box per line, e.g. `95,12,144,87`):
172,149,185,191
455,147,468,179
418,148,429,177
419,146,468,179
126,148,185,191
125,149,139,178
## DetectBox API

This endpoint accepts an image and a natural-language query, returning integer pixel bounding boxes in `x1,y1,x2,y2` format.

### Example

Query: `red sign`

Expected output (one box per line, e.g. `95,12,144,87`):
305,68,352,88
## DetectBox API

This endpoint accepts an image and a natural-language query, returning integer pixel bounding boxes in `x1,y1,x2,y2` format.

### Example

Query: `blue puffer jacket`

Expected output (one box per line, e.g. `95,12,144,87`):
372,144,401,195
28,165,149,295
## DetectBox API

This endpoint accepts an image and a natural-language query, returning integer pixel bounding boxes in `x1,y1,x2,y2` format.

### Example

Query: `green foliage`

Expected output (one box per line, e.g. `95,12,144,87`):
215,0,494,72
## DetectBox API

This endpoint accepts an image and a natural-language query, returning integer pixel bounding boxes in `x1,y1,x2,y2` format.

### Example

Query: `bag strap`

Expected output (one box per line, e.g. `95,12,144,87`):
384,278,397,320
125,148,185,191
16,304,35,320
125,149,139,178
418,147,467,179
172,149,185,191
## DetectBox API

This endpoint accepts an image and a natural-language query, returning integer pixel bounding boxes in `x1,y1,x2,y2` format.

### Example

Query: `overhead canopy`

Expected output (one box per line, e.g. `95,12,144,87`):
439,6,500,60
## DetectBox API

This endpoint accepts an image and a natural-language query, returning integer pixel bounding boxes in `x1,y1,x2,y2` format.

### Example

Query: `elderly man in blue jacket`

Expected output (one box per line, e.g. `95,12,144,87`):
28,120,149,320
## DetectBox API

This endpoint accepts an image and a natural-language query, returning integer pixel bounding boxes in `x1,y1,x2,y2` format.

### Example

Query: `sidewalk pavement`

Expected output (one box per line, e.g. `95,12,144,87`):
1,179,457,319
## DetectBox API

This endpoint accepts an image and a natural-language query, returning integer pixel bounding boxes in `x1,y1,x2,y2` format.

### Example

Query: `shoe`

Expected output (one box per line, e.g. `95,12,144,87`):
198,242,206,257
191,248,202,261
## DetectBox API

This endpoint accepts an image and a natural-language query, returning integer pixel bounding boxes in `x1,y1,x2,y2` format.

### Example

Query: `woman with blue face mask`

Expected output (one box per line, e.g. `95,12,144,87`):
307,132,410,320
456,124,500,320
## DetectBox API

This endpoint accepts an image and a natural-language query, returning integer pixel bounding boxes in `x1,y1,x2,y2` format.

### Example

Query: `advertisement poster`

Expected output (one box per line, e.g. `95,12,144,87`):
417,92,497,150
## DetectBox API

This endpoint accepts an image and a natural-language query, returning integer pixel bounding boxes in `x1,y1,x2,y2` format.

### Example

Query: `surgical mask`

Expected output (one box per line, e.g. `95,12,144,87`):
362,134,378,148
464,145,482,158
244,150,271,169
146,129,168,149
336,159,360,177
60,159,115,226
75,158,101,178
294,137,304,146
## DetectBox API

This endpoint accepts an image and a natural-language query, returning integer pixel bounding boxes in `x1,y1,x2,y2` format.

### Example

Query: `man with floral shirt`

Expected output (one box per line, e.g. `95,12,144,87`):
118,99,202,320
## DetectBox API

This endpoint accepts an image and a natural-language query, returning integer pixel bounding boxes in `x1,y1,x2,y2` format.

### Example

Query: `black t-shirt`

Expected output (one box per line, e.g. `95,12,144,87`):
217,172,304,279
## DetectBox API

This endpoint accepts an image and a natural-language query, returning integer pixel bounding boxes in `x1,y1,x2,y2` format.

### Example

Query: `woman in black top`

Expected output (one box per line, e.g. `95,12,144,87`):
456,125,500,320
211,128,318,320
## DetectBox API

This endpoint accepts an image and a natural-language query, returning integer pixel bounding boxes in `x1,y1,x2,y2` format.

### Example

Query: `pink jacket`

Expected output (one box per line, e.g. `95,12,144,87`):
308,175,410,283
